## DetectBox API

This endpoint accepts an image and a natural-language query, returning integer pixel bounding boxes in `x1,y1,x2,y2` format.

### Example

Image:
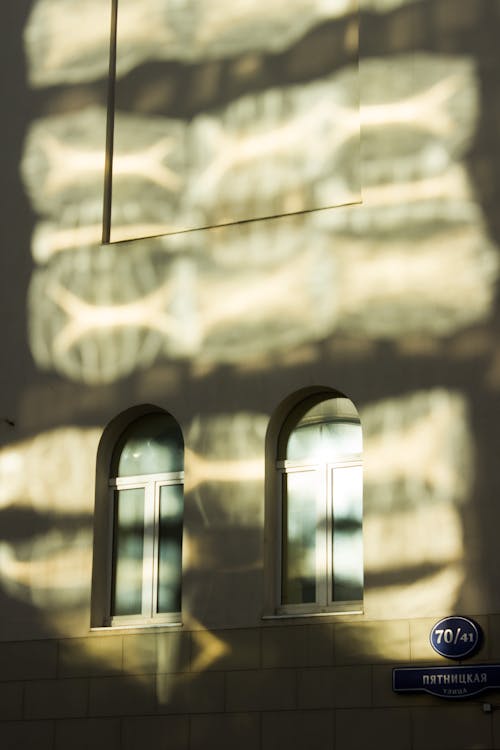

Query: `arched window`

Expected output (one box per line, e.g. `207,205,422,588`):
107,412,184,625
277,394,362,614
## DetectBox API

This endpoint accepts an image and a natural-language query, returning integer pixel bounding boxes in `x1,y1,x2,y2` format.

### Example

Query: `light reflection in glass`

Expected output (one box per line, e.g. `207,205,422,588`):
111,487,145,616
158,483,183,613
332,465,363,601
281,469,320,604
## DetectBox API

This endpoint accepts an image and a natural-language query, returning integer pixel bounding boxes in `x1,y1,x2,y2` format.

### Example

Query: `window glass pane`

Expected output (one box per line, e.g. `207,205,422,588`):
157,483,183,613
113,413,184,476
332,465,363,601
282,470,320,605
287,420,361,462
111,488,145,616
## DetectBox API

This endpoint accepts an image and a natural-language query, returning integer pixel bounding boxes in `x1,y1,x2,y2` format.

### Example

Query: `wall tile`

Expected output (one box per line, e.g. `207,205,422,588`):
24,678,88,719
191,628,260,672
122,716,189,750
336,707,411,750
412,706,492,750
58,636,123,678
298,665,371,709
156,671,225,714
490,705,500,749
262,625,333,668
55,718,120,750
334,621,410,665
0,720,54,749
123,631,190,675
0,683,23,720
89,675,156,716
487,615,500,660
0,641,57,681
190,713,260,750
226,669,296,712
263,710,334,750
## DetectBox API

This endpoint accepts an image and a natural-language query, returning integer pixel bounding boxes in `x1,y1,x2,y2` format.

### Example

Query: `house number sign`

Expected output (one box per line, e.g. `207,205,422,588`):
393,616,486,699
429,616,481,659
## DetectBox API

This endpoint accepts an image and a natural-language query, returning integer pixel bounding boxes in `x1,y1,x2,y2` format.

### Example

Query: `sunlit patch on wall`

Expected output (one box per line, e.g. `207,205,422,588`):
27,234,342,384
0,427,101,630
182,413,267,626
21,11,499,389
21,107,107,224
362,389,472,619
107,0,360,240
110,69,361,240
0,427,101,513
360,55,478,185
0,529,92,609
28,244,191,385
28,207,498,385
185,413,266,521
335,227,498,337
24,0,112,87
318,54,498,338
0,413,267,637
25,0,358,87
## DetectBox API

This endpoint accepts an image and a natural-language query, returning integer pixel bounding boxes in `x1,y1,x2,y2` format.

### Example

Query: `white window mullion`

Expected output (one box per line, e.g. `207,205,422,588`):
150,480,161,617
141,482,156,617
326,464,334,606
315,464,328,606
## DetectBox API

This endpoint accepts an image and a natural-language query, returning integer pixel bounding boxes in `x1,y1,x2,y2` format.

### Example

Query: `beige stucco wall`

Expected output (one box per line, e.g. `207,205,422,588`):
1,0,500,746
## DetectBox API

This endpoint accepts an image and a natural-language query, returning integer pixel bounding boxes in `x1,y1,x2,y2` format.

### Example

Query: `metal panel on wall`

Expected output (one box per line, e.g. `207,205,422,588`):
108,0,361,242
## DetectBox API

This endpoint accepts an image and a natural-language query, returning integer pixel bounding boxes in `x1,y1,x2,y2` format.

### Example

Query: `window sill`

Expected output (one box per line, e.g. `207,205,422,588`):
90,621,183,633
263,607,363,621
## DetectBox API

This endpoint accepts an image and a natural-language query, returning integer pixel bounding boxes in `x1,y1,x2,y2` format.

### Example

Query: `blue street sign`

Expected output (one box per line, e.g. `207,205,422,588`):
429,616,481,659
393,664,500,699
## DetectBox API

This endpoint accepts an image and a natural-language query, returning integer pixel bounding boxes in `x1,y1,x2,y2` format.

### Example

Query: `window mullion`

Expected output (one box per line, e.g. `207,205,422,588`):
315,465,328,606
327,464,334,605
151,481,161,617
141,483,155,617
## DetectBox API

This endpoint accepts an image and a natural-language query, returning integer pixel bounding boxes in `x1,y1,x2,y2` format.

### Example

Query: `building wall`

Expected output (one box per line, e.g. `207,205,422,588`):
2,0,500,747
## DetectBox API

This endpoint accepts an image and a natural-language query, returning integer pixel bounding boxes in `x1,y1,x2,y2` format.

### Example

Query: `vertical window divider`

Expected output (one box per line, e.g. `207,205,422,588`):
326,464,334,607
315,464,327,607
142,482,156,618
151,480,161,617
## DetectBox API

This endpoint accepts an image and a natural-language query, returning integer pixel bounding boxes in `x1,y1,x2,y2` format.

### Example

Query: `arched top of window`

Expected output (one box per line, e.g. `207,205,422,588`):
110,412,184,477
278,395,361,462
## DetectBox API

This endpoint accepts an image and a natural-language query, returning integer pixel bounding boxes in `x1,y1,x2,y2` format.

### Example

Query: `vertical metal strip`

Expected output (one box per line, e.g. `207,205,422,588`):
102,0,119,244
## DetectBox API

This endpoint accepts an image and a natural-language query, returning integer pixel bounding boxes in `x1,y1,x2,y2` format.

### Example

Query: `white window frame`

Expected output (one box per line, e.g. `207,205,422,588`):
276,451,362,616
106,469,183,627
